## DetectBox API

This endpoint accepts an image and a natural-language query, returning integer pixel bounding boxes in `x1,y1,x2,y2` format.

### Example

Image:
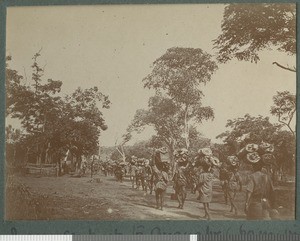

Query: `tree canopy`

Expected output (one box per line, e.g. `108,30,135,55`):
217,114,295,172
214,3,296,71
6,53,110,167
142,47,217,148
270,91,296,136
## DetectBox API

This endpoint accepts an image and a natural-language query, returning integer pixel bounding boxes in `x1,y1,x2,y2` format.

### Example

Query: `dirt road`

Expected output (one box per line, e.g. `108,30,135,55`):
6,173,294,220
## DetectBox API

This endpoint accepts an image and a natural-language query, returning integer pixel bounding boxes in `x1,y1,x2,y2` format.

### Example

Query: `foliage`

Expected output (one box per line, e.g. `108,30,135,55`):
129,94,183,157
6,53,110,166
142,47,217,148
214,3,296,64
270,91,296,135
217,114,295,172
110,140,152,161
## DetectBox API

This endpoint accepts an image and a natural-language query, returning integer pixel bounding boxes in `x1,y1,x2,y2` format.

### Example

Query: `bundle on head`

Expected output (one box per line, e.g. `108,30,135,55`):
259,142,275,154
246,152,261,164
137,158,145,166
227,155,240,167
174,148,189,166
239,142,275,166
195,148,220,168
154,148,170,171
261,153,276,166
144,159,150,166
198,148,213,157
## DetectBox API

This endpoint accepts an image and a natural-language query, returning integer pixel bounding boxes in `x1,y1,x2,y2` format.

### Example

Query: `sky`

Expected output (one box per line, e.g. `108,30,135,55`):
6,4,296,146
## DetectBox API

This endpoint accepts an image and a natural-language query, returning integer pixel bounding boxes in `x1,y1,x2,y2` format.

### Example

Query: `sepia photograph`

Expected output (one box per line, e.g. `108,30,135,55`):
5,3,296,221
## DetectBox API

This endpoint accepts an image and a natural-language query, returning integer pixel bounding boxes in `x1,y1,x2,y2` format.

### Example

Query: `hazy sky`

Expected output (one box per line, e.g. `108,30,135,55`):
6,4,296,146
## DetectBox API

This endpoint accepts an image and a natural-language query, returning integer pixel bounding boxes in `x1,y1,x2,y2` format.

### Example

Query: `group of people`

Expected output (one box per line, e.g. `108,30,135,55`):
100,143,277,220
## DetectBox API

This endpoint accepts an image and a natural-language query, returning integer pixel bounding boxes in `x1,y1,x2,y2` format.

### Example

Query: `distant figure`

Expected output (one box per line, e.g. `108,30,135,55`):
219,163,229,204
198,162,214,220
152,161,169,210
136,163,145,190
172,148,189,209
245,161,275,220
227,165,242,215
130,156,138,189
114,164,125,182
144,160,153,194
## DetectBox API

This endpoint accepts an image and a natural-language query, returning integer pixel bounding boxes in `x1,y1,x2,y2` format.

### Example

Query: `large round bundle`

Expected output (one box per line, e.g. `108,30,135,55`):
261,153,275,165
154,149,170,171
246,152,261,164
136,158,145,166
119,162,127,166
209,156,221,167
174,148,189,163
227,156,240,167
144,159,150,166
245,143,259,153
173,150,181,159
198,148,212,157
195,153,220,168
158,147,168,154
259,142,274,154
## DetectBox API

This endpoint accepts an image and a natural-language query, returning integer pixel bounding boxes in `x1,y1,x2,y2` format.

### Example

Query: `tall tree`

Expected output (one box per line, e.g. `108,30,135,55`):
214,3,296,72
129,94,183,161
143,47,217,148
6,53,63,164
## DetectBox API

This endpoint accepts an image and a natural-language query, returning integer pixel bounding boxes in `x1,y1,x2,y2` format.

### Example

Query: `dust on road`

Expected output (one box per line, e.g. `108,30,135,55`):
5,173,294,220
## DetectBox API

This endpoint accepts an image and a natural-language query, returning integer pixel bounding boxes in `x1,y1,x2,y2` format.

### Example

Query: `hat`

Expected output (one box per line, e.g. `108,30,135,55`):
246,152,261,164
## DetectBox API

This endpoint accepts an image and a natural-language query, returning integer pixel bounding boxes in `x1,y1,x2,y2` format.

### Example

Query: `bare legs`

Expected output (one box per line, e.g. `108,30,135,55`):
229,191,238,215
202,203,211,220
155,188,165,210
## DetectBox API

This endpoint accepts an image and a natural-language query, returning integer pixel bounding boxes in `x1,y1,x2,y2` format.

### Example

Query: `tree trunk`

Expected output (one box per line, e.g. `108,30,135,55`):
76,154,82,173
184,105,190,149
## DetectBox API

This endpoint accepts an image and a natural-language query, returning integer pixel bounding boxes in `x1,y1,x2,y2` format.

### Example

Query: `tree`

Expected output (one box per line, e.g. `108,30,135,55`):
143,47,217,148
214,3,296,72
129,94,183,162
217,114,295,173
217,114,279,154
5,125,22,165
270,91,296,136
6,53,110,169
51,86,110,170
114,132,132,162
6,52,63,164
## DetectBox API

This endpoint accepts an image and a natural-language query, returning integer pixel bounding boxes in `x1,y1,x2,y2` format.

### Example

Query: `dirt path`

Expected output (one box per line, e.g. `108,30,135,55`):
6,173,294,220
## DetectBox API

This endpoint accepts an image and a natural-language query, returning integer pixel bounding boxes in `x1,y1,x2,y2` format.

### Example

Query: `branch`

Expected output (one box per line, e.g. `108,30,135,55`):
272,62,296,73
277,112,295,136
115,146,124,156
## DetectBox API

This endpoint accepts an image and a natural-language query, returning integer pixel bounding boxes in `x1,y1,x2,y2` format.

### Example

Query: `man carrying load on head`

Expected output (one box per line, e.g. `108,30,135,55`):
173,148,189,209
